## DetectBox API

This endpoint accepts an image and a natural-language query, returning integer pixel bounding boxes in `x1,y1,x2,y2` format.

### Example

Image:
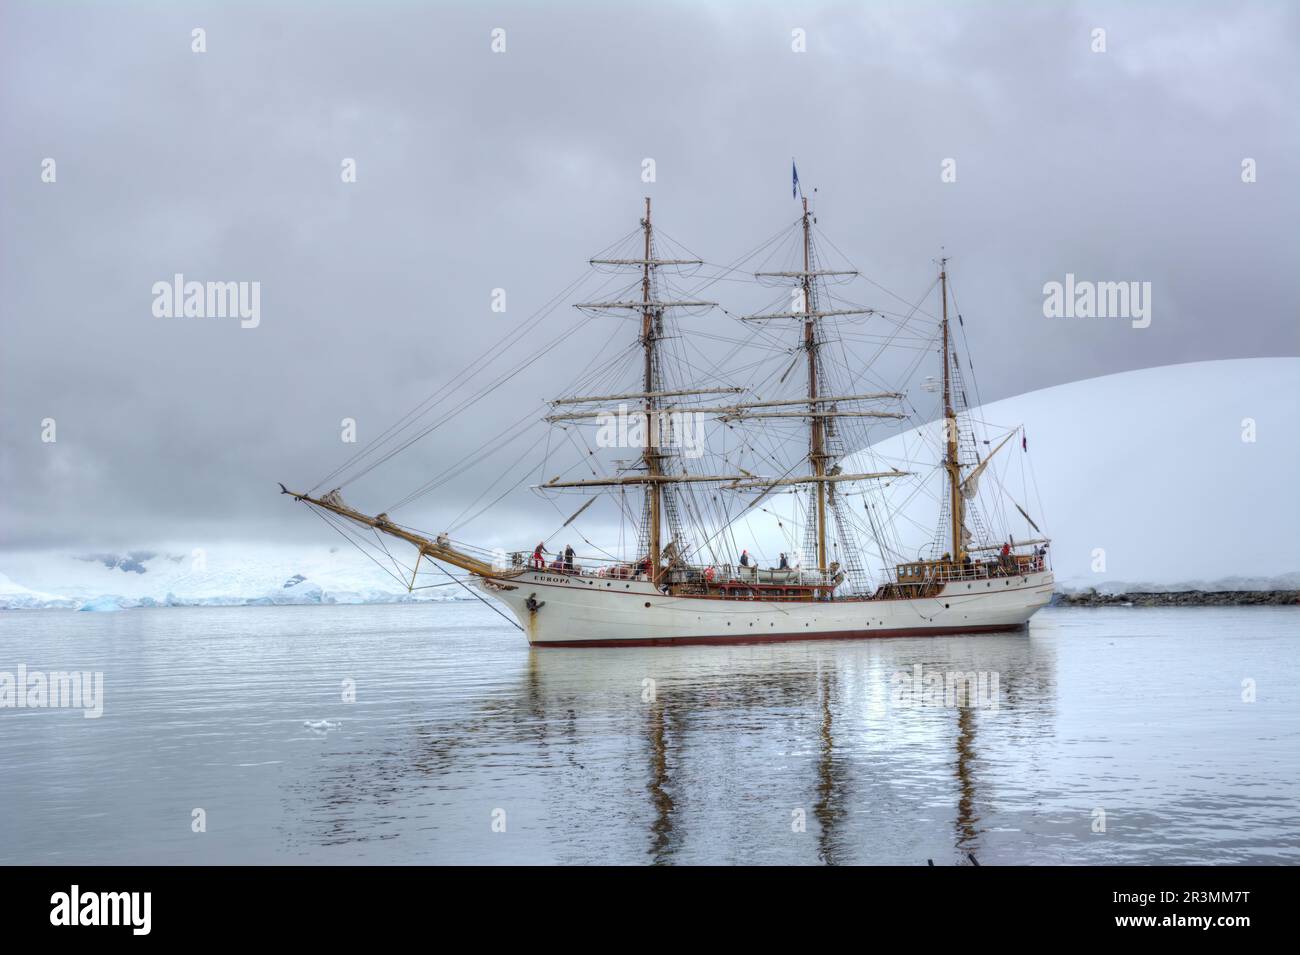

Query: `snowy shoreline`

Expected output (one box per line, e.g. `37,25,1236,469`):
1052,590,1299,607
3,586,1296,613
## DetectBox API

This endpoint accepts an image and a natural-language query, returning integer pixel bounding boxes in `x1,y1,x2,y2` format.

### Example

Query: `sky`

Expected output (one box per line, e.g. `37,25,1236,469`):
2,0,1297,556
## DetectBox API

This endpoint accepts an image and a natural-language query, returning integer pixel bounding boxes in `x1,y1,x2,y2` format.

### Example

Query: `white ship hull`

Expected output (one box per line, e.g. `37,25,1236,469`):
479,569,1054,647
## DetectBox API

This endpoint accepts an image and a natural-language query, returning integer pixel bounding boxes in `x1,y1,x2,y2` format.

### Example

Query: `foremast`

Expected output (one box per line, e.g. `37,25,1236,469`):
640,198,663,584
940,259,965,561
562,197,732,584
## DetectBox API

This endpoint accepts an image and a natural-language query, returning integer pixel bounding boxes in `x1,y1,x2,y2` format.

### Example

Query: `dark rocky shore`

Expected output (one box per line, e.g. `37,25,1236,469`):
1054,590,1300,607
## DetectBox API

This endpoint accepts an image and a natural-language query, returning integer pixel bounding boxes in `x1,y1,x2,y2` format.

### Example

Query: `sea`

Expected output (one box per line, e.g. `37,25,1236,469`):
1,603,1296,865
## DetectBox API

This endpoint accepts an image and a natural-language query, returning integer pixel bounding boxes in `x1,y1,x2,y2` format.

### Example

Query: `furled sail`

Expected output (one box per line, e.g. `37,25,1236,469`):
961,431,1017,500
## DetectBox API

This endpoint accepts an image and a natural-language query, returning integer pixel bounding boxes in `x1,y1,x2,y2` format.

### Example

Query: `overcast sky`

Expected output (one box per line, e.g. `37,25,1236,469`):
2,0,1296,552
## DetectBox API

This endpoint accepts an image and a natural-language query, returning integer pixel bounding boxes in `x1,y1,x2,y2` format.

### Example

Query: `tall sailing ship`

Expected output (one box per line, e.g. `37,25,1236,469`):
282,190,1053,646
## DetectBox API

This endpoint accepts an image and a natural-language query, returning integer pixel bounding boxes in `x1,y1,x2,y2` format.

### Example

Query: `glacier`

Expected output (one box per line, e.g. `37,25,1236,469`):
0,544,465,611
845,357,1299,593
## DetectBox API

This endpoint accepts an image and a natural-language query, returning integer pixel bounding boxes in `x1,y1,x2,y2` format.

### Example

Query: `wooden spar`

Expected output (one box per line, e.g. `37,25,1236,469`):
966,537,1050,553
560,496,597,527
545,405,735,422
278,486,498,576
941,259,965,560
960,430,1017,497
723,470,910,490
541,473,755,489
723,392,905,407
1013,501,1042,534
803,197,828,573
590,258,700,266
575,299,716,310
642,196,662,585
550,387,743,405
743,307,875,321
408,550,423,592
754,269,858,278
721,410,907,421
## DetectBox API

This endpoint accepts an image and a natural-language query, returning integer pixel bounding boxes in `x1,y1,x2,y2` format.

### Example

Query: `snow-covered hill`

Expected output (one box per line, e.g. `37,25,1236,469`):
849,357,1299,592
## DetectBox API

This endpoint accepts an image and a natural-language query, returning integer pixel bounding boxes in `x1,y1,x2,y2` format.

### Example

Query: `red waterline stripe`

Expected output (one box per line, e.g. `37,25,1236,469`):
529,622,1028,648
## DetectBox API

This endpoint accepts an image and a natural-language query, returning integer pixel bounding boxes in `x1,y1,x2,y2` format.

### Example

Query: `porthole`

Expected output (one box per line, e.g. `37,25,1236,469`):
644,602,651,608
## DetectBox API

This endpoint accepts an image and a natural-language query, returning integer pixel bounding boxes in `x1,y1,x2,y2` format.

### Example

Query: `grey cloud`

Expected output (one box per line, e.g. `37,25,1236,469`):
1,0,1296,549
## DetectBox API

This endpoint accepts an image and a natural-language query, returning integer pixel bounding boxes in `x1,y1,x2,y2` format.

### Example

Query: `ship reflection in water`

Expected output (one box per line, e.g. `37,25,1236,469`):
2,602,1297,865
284,605,1295,865
501,630,1058,865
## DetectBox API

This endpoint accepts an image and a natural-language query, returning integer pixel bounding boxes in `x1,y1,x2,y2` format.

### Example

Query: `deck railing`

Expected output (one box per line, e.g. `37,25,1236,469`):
507,551,834,587
506,548,1048,590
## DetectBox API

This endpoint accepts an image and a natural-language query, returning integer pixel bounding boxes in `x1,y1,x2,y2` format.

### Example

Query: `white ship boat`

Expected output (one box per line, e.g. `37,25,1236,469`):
282,189,1053,646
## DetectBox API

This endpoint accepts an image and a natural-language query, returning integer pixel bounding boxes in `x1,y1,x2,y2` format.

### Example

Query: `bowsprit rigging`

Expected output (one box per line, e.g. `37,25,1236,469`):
281,186,1054,647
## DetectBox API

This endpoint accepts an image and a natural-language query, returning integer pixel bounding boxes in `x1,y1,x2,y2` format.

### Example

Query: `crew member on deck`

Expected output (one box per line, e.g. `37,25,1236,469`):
779,553,789,569
532,542,546,569
739,550,750,568
564,544,575,572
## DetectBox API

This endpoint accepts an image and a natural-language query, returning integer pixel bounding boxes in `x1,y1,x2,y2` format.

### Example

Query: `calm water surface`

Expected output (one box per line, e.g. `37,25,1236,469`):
1,603,1296,865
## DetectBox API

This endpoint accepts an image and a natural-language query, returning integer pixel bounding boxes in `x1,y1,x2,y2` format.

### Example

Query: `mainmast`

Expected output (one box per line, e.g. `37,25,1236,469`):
940,259,964,560
740,192,907,591
641,197,662,583
801,198,829,573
